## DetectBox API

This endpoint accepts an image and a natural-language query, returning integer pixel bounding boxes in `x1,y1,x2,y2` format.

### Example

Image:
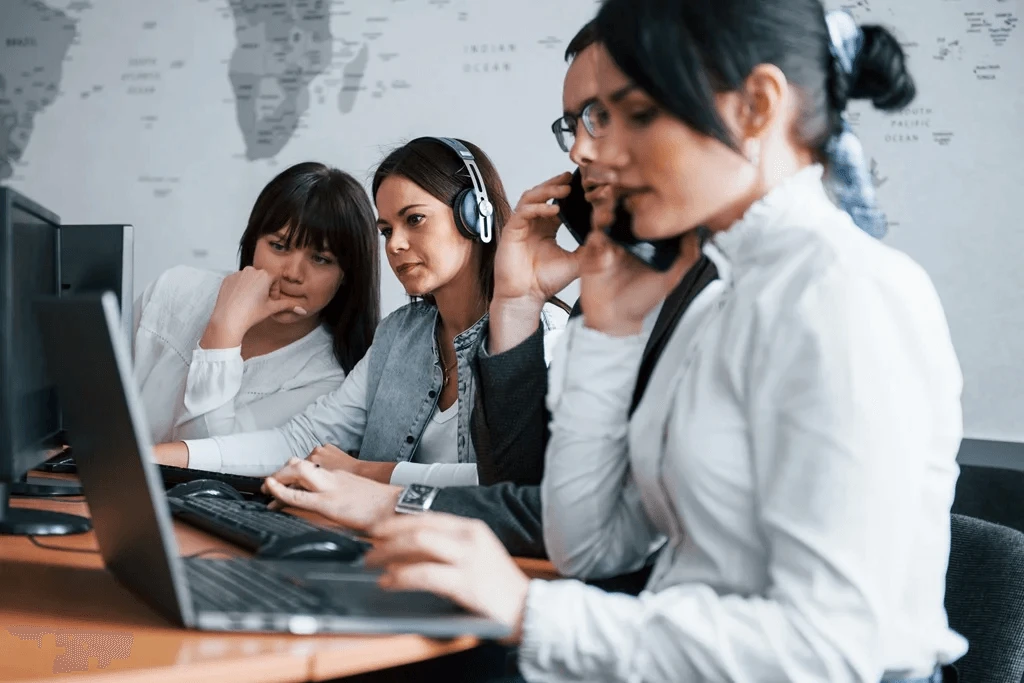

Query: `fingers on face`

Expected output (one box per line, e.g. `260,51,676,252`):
515,203,563,224
269,296,302,315
517,176,572,210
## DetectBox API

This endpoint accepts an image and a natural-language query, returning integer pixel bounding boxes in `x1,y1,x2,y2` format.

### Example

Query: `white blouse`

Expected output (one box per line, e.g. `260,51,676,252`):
132,265,345,444
390,400,470,487
523,166,968,682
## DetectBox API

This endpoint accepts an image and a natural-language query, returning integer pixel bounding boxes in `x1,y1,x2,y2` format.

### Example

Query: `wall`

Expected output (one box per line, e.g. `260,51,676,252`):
2,0,1022,440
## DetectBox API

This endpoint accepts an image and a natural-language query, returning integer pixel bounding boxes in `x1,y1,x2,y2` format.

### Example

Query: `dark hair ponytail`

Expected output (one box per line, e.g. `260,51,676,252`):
594,0,916,158
848,25,916,110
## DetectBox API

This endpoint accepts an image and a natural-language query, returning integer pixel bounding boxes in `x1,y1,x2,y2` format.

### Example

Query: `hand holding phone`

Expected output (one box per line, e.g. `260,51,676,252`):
577,228,693,337
493,172,580,306
555,168,682,272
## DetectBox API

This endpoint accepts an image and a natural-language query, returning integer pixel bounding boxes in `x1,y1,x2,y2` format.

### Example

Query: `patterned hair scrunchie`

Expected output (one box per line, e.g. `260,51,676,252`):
824,10,888,239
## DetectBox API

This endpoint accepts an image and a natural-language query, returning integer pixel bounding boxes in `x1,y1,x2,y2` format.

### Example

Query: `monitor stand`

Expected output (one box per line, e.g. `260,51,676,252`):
9,474,83,497
0,481,91,536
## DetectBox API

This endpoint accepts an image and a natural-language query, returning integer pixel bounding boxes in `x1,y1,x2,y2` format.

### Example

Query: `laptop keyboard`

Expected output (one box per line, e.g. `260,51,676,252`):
184,558,327,613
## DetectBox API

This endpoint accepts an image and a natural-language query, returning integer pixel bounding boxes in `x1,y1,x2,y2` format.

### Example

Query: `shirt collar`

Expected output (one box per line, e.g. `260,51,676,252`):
710,164,827,272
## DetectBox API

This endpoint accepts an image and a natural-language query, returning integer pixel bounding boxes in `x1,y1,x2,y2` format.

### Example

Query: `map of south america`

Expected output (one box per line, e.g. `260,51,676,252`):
0,0,76,180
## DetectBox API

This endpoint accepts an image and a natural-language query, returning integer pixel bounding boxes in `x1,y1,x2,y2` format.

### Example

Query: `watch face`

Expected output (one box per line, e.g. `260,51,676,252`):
402,484,434,506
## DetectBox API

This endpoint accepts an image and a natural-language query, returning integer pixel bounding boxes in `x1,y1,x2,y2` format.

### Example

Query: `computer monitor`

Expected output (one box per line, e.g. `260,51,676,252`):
60,224,134,346
0,186,90,535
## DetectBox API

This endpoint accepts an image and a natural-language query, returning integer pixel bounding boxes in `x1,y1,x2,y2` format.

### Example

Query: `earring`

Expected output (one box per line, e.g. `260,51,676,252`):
745,138,761,167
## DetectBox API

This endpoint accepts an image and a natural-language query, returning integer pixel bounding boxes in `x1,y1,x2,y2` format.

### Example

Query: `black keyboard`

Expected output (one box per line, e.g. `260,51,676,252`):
168,496,370,559
159,465,267,497
35,458,271,499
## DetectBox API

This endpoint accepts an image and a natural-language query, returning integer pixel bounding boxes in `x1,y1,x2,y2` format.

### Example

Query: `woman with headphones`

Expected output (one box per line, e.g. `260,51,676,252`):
153,137,568,490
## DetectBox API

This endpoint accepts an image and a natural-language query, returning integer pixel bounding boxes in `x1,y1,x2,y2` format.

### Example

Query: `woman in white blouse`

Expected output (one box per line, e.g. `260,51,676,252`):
134,162,379,444
261,2,968,682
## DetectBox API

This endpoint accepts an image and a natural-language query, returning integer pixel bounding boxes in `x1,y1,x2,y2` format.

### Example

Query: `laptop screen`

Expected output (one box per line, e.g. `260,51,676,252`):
35,293,195,627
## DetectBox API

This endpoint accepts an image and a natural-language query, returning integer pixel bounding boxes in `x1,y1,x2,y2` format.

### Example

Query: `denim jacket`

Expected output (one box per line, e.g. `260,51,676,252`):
361,301,486,464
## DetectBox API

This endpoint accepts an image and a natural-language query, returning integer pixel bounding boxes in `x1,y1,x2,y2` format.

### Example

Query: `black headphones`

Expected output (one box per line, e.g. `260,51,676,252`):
416,137,495,243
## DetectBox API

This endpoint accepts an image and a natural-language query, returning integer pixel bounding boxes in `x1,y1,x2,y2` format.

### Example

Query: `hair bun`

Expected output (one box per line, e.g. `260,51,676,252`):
850,25,916,110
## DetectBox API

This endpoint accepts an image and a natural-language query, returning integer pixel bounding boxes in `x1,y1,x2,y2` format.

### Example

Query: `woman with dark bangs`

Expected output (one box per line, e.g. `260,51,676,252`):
134,162,379,444
153,138,568,494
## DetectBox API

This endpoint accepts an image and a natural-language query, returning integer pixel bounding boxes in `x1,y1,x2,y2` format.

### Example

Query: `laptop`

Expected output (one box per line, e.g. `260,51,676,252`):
34,292,510,638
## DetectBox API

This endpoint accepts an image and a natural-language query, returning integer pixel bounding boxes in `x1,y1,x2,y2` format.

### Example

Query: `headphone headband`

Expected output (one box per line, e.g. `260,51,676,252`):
425,137,494,243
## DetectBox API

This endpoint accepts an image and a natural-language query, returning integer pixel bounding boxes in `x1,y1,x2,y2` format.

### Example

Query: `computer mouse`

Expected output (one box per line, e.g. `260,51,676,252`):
256,531,370,563
166,478,245,501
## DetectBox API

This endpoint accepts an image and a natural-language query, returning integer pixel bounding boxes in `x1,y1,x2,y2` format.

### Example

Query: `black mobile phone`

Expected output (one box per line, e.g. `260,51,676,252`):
555,168,681,271
554,168,593,245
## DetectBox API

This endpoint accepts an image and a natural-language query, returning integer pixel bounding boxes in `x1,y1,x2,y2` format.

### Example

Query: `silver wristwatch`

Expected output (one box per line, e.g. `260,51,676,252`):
394,483,440,514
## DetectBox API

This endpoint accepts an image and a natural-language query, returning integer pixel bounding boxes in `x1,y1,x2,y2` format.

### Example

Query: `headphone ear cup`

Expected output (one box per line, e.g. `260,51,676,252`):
453,188,480,240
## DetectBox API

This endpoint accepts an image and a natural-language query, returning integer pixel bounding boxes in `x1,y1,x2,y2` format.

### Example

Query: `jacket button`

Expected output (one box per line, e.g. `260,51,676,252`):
406,435,415,444
428,390,436,398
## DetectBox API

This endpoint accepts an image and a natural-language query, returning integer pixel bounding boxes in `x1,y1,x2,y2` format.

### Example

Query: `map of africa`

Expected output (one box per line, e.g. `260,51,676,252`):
0,0,379,177
228,0,366,160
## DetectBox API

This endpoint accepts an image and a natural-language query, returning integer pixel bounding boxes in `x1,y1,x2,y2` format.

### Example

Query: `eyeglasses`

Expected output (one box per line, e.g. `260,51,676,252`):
550,100,611,153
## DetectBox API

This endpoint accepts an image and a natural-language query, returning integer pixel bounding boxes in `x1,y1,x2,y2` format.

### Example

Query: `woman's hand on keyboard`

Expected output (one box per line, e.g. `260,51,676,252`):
364,512,530,644
307,444,398,484
263,457,402,532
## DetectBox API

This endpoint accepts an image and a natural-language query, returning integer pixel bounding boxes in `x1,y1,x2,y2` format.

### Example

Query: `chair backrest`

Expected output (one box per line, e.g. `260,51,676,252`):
945,514,1024,683
952,465,1024,534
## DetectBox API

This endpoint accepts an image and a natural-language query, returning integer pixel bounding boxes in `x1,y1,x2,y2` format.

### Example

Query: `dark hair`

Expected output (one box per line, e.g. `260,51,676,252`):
370,138,512,303
565,20,598,63
594,0,916,161
238,162,380,374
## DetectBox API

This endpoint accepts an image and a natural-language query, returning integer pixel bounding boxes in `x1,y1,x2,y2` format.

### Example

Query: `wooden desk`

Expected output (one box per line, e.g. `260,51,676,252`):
1,492,554,682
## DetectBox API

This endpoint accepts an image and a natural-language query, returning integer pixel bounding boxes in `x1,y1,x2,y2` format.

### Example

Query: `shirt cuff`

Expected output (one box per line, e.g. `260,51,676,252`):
389,461,480,487
183,438,223,472
477,325,544,385
477,330,492,360
517,579,570,680
192,345,242,361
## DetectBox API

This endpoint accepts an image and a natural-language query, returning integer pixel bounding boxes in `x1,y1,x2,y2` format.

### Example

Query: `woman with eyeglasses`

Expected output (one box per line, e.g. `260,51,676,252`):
326,1,968,681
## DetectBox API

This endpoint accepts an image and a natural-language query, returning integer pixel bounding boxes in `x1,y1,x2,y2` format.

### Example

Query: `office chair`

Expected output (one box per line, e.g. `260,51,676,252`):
944,514,1024,683
952,465,1024,534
